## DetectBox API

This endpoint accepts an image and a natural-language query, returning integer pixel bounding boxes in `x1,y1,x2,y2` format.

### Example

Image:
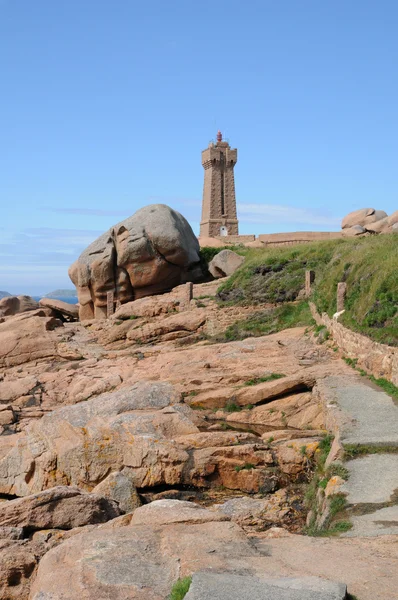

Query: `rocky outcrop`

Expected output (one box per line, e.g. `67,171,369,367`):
0,486,120,531
213,489,301,531
91,472,141,513
0,312,63,368
208,249,245,278
388,210,398,227
0,381,194,496
39,298,78,320
0,377,40,407
0,538,41,600
29,501,255,599
126,309,207,343
0,372,319,498
29,500,347,600
69,204,203,321
113,295,179,320
188,373,316,410
217,391,324,431
341,207,393,233
0,296,39,317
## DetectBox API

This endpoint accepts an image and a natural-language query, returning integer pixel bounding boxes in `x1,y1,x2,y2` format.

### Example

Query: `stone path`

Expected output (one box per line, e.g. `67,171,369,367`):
185,572,347,600
320,375,398,537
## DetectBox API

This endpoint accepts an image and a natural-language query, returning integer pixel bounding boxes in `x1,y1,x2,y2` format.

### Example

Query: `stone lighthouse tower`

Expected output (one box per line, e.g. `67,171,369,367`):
200,131,239,238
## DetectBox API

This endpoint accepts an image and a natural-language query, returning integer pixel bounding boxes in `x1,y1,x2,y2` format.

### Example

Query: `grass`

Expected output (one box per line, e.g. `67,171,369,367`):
304,435,333,507
213,301,314,342
304,434,353,536
314,324,326,335
312,235,398,345
368,375,398,401
169,576,192,600
219,422,234,431
343,357,358,368
326,463,349,480
216,235,397,346
317,434,334,465
306,520,353,537
224,399,242,412
329,494,348,517
217,245,332,305
313,325,330,343
343,444,398,459
244,373,286,386
234,462,255,472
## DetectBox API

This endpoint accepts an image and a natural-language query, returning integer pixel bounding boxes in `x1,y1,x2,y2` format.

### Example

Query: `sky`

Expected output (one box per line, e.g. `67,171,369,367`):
1,0,397,295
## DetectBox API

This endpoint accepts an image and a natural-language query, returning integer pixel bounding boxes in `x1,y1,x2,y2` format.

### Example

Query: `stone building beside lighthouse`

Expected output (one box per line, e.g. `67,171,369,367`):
200,131,239,238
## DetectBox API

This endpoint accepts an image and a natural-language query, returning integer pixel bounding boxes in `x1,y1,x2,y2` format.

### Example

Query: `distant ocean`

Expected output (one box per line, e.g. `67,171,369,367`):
32,296,79,304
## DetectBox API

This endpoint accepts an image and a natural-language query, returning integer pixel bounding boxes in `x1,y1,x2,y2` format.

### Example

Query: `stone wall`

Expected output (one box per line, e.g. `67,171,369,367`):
309,302,398,386
258,231,344,245
207,231,344,247
215,234,255,243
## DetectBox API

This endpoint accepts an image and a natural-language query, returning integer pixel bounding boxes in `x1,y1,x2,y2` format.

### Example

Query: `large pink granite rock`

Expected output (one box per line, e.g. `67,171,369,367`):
0,381,195,496
39,298,78,320
0,296,39,317
0,312,63,368
341,208,387,230
29,500,258,600
0,486,120,530
208,249,245,278
69,204,203,320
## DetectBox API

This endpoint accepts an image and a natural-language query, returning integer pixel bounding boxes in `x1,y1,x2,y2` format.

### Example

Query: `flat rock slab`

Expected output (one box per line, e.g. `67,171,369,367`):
322,376,398,446
342,506,398,538
185,573,347,600
341,454,398,504
39,298,78,319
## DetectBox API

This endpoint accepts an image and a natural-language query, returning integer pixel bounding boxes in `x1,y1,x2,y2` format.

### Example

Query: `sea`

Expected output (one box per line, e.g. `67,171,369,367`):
32,296,79,304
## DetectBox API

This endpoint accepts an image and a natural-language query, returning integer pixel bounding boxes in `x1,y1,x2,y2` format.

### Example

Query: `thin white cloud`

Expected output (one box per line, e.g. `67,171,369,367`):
41,198,202,218
41,207,131,217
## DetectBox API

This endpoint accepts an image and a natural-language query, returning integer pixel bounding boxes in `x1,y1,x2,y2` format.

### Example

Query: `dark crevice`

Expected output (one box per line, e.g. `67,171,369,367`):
137,482,207,505
0,492,19,500
241,384,314,409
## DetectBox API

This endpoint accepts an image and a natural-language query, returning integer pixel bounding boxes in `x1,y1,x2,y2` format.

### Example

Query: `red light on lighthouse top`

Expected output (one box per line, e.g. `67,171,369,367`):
216,130,222,143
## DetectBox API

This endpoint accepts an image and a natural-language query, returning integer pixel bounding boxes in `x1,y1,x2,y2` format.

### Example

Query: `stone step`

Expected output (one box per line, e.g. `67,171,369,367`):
320,375,398,447
341,454,398,537
341,454,398,505
184,572,347,600
320,375,398,537
343,505,398,538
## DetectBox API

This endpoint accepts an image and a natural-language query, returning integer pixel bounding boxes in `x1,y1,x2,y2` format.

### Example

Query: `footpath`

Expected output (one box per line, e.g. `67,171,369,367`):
319,374,398,537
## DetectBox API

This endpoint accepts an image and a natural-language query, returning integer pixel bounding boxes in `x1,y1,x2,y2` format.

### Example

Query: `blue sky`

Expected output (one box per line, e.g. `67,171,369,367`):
1,0,397,294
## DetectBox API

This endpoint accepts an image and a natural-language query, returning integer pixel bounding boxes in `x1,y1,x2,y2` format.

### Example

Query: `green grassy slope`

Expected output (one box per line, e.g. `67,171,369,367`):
213,235,397,346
